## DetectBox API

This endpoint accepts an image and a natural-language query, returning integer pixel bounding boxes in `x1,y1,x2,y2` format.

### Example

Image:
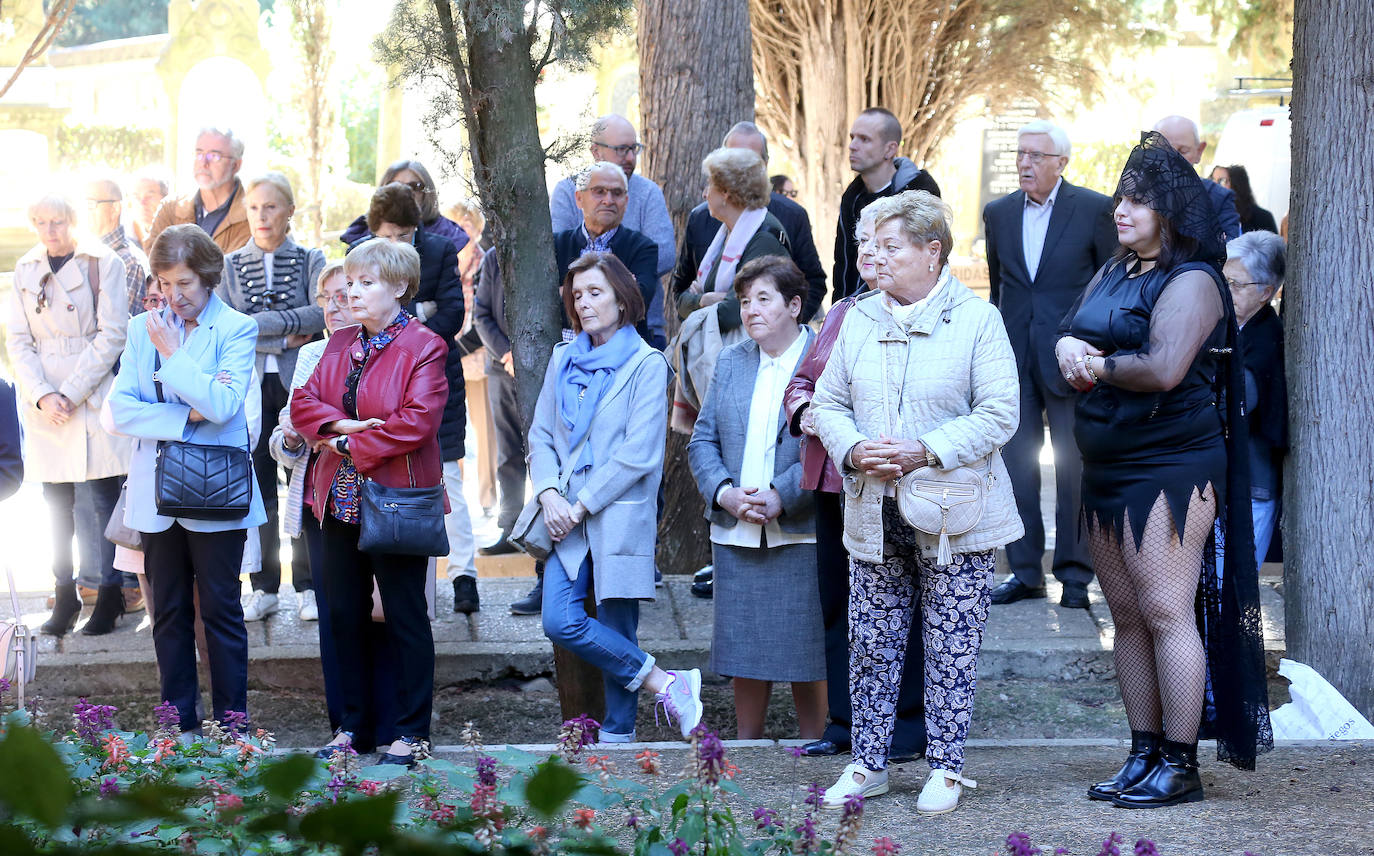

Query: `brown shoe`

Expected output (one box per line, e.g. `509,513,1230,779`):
122,586,146,614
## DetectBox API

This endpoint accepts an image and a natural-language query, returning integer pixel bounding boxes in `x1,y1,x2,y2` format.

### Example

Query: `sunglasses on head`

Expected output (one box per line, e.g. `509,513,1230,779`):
35,272,54,314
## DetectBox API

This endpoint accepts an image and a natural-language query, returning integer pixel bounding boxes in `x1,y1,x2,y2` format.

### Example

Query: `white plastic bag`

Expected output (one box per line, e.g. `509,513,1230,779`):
1270,658,1374,740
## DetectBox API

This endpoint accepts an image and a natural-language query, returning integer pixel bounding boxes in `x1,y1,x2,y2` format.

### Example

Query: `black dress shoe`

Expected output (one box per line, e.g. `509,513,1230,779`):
378,736,429,768
1059,584,1090,609
479,535,519,556
1112,739,1203,808
509,577,543,615
690,565,713,599
315,730,357,760
990,578,1047,605
1087,731,1160,801
800,738,849,756
452,576,480,614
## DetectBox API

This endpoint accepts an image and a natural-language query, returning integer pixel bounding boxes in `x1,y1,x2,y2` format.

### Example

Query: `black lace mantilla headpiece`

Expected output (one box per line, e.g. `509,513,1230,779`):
1116,131,1227,270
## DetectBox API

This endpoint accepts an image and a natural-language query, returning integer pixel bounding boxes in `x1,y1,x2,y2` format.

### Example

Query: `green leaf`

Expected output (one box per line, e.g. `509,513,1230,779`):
259,753,320,800
679,811,706,848
670,792,689,817
717,780,744,796
0,825,37,856
0,725,75,827
523,759,584,817
299,792,401,853
647,843,674,856
489,746,543,770
573,782,619,810
358,763,414,780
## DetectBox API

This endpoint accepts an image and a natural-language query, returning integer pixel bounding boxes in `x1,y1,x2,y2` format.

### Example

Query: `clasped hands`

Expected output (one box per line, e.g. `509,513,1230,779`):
540,489,587,542
1055,336,1105,392
847,435,927,482
719,486,783,526
313,418,385,454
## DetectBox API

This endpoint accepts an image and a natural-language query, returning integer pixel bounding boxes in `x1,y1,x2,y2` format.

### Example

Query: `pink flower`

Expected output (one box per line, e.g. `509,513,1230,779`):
572,808,596,830
356,780,383,796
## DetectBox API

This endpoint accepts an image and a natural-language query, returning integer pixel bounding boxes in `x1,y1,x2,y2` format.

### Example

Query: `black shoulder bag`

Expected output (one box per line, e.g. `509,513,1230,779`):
152,351,254,520
358,454,450,557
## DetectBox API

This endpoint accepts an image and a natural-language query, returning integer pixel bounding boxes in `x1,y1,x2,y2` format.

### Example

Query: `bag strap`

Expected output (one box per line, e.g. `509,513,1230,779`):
5,566,20,624
88,257,101,310
153,349,252,450
6,565,28,710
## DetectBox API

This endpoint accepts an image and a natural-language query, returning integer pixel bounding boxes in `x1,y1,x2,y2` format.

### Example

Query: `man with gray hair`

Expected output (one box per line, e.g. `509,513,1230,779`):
1154,115,1241,241
553,161,665,349
983,118,1116,609
86,176,150,316
670,121,827,322
146,127,250,254
129,168,170,250
550,114,676,277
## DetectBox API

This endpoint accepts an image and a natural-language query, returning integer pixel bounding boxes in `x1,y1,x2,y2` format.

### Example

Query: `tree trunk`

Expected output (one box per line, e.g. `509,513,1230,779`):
1285,0,1374,719
638,0,755,576
441,0,600,720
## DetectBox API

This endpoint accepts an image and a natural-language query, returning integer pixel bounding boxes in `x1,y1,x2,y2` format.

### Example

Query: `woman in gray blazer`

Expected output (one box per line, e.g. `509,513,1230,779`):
529,253,703,743
687,256,824,740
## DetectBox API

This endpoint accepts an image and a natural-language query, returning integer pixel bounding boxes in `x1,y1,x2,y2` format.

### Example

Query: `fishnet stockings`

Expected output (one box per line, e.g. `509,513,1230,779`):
1088,486,1216,743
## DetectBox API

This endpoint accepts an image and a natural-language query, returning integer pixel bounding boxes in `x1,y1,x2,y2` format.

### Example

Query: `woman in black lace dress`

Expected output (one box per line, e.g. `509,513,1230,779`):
1055,132,1271,808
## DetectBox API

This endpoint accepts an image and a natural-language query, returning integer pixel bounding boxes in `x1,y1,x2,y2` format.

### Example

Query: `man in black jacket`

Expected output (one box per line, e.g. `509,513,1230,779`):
554,162,665,350
983,120,1116,609
670,122,827,322
832,108,941,302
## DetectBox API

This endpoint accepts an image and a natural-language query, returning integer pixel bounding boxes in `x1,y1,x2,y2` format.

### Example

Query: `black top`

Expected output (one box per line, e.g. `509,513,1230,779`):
1240,205,1279,235
1239,303,1286,500
553,225,664,350
674,212,791,334
832,159,940,303
47,252,74,273
195,184,238,240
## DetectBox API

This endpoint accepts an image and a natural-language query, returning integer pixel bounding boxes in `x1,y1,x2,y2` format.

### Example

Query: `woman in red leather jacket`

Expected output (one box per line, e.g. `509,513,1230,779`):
292,238,448,767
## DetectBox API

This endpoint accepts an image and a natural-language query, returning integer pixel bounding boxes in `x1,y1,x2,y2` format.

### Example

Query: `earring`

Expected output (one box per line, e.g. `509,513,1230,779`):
928,263,935,272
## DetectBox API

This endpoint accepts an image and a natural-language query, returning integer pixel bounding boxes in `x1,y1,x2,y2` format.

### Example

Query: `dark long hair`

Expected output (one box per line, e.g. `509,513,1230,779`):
1226,164,1258,225
1110,201,1197,272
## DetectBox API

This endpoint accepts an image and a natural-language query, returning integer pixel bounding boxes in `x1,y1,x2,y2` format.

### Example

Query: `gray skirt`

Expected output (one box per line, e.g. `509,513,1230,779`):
710,541,825,682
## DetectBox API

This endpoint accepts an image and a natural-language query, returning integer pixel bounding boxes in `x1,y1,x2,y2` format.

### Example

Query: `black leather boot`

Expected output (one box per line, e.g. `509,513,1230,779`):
1088,731,1160,801
1112,738,1203,808
41,583,82,636
81,585,125,636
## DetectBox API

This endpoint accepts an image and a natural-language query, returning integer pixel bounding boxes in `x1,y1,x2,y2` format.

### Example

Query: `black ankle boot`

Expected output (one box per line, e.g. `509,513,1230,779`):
41,583,82,636
81,585,125,636
1088,731,1160,801
1112,738,1203,808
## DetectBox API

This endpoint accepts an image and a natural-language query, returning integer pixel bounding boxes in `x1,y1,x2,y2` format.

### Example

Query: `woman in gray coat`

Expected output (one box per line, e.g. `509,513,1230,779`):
530,253,703,743
688,256,824,740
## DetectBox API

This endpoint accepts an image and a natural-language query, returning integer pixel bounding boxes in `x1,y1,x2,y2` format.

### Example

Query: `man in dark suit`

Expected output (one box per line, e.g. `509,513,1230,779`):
554,162,665,350
984,120,1117,609
1154,115,1241,242
670,122,827,322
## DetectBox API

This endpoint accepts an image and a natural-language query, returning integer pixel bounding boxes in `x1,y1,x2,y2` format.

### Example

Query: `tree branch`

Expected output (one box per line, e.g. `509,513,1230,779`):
0,0,77,101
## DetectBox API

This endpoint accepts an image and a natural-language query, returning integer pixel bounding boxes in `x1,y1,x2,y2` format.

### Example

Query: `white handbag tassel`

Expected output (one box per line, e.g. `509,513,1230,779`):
937,529,953,566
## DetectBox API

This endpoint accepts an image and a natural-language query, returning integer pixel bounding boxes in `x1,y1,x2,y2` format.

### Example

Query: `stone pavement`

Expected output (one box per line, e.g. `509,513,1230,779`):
15,565,1288,698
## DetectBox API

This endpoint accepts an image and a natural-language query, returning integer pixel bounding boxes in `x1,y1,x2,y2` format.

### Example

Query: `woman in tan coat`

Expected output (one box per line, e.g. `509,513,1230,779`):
6,193,131,636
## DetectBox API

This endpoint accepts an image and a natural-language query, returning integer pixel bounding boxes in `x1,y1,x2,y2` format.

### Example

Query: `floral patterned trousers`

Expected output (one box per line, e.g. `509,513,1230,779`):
849,502,995,773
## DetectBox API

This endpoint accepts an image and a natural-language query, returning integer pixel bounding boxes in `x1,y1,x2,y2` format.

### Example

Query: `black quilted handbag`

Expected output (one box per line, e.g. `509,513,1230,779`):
151,353,254,521
357,455,449,557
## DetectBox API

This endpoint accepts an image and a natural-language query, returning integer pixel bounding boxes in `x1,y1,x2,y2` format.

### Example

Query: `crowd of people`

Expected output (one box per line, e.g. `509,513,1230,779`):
4,107,1284,807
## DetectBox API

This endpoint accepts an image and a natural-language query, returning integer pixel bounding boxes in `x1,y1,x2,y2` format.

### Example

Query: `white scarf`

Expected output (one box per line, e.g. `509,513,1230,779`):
693,206,769,295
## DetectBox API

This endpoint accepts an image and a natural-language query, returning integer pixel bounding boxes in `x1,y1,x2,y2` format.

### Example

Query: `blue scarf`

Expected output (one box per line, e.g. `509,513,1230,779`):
557,325,641,470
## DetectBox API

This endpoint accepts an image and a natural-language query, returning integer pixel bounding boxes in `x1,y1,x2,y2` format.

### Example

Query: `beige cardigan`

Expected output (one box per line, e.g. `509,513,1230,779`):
810,273,1023,564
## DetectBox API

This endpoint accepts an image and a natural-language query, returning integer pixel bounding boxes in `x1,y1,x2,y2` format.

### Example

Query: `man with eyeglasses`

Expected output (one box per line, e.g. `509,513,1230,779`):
554,162,665,349
87,177,150,317
146,126,250,254
832,108,941,303
982,119,1116,611
1153,115,1241,242
550,115,676,278
671,122,827,324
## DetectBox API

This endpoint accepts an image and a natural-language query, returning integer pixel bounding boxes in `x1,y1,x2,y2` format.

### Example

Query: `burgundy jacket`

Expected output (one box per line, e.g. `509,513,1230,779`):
292,320,450,522
783,295,859,493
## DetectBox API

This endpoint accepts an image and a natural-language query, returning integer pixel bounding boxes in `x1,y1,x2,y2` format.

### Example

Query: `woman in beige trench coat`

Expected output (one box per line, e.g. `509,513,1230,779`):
6,193,131,636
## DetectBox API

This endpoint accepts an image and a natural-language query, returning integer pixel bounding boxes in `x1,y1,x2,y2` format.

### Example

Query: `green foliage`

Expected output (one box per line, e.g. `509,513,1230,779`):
54,124,163,174
1068,139,1139,197
53,0,170,47
339,65,382,184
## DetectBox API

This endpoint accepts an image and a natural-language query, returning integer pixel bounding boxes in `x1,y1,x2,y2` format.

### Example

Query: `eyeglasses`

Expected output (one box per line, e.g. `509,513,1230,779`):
86,198,118,207
592,140,645,157
194,150,233,164
779,189,799,198
401,180,430,194
1016,149,1058,164
35,272,54,314
317,292,350,310
1225,277,1267,289
585,186,627,199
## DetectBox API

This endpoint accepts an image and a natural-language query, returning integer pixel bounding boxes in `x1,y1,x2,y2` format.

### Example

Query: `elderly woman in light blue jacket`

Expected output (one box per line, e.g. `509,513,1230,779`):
109,224,266,734
529,252,703,743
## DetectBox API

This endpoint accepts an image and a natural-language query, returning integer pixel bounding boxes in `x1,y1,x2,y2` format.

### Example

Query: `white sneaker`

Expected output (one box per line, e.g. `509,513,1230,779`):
242,590,279,622
655,668,703,738
297,589,318,621
822,763,888,808
915,768,977,815
597,730,637,744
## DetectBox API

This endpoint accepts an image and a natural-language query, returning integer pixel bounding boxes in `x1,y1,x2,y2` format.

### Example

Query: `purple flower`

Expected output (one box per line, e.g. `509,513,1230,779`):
690,725,727,785
1095,832,1124,856
476,755,498,788
753,806,780,830
841,792,864,818
1133,840,1159,856
668,837,689,856
0,676,10,694
73,698,118,746
794,816,818,853
803,780,825,811
221,710,249,737
557,714,601,757
626,813,640,831
99,776,120,798
787,745,805,759
1054,849,1070,856
153,700,180,733
326,774,347,802
1005,832,1042,856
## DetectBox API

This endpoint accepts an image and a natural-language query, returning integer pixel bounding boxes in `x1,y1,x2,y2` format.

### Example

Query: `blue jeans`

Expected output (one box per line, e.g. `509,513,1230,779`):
1251,498,1278,568
541,552,653,738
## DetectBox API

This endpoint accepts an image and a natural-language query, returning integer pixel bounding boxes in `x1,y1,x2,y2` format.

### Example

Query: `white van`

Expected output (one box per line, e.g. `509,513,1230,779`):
1210,106,1291,225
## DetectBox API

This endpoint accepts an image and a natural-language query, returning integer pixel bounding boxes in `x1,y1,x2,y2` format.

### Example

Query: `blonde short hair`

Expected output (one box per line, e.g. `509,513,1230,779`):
245,171,295,207
344,238,422,303
866,190,954,265
446,199,485,238
702,147,770,210
29,193,78,226
316,260,346,298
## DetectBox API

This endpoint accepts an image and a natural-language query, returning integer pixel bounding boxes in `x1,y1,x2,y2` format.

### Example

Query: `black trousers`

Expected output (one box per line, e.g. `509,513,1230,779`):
487,365,527,533
251,373,310,594
320,515,433,741
143,524,248,732
816,491,927,756
1002,369,1093,587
